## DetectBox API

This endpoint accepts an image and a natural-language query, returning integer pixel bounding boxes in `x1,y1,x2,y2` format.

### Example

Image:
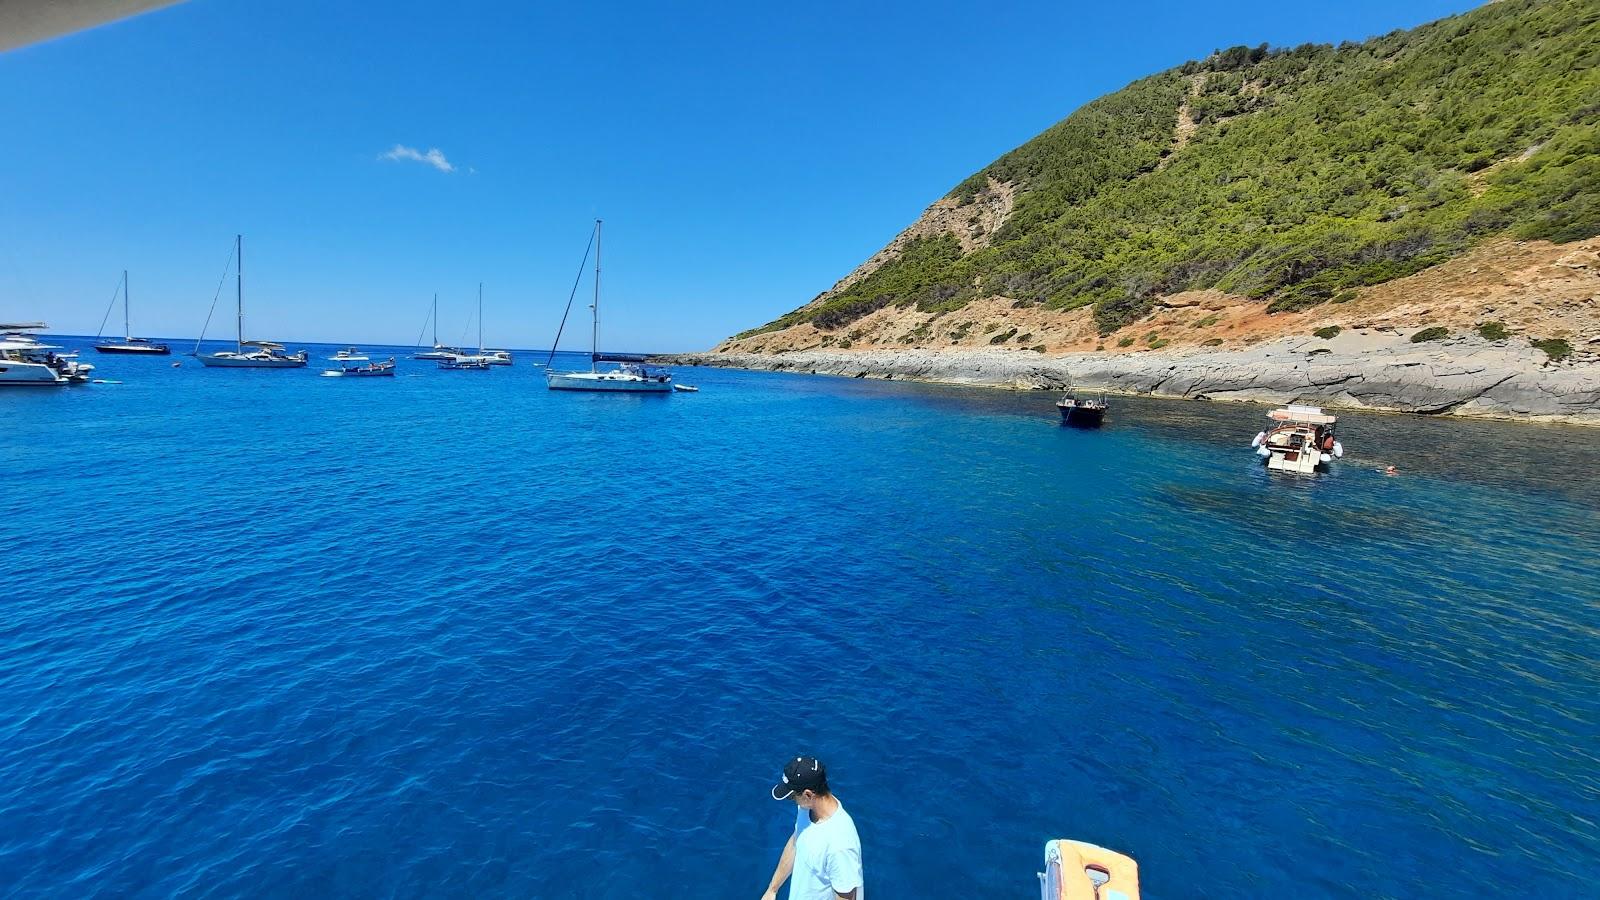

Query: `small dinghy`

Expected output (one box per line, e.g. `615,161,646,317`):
1038,839,1139,900
344,357,396,377
673,383,699,392
324,357,396,377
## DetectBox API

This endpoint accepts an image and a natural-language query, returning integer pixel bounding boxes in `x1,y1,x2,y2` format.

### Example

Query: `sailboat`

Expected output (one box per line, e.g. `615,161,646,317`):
545,220,673,392
413,293,465,360
94,271,170,354
196,235,309,368
476,282,513,365
439,283,495,370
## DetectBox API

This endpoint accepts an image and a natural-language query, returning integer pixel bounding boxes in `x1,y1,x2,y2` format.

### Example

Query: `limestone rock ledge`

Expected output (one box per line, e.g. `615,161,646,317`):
658,335,1600,425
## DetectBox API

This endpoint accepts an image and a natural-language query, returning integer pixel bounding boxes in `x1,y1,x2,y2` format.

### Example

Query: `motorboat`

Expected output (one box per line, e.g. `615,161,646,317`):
439,355,491,370
1252,404,1344,473
328,347,369,362
481,349,514,366
1038,839,1139,900
544,220,674,393
195,236,308,368
324,356,395,377
0,324,95,385
1056,389,1107,426
93,271,170,354
0,340,94,385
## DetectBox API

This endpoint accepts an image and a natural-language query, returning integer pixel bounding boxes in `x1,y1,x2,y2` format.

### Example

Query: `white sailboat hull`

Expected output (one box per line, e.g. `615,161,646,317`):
546,371,673,392
199,353,307,368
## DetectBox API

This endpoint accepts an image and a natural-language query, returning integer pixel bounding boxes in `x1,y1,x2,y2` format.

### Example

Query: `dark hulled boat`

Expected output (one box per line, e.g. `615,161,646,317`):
93,271,171,354
1057,391,1108,427
95,337,170,355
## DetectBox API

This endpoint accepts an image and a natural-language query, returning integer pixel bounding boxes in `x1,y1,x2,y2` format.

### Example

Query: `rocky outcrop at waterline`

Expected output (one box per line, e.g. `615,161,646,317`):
660,331,1600,426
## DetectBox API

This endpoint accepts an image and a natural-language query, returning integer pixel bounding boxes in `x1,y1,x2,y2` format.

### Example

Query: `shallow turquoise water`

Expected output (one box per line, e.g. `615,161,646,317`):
2,339,1597,897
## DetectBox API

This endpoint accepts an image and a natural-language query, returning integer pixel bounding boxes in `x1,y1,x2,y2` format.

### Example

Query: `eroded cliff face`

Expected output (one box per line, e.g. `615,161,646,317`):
714,236,1600,365
770,177,1017,326
672,331,1600,425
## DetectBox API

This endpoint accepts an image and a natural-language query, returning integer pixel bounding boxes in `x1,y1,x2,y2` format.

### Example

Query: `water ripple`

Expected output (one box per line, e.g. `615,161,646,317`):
1,342,1598,896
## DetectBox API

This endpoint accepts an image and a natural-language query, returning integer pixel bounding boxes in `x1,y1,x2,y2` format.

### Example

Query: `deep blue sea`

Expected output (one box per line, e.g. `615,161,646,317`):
3,338,1597,898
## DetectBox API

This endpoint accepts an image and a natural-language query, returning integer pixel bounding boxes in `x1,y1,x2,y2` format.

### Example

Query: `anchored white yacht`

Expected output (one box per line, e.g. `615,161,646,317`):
544,220,673,393
195,236,308,368
439,284,503,371
0,324,95,385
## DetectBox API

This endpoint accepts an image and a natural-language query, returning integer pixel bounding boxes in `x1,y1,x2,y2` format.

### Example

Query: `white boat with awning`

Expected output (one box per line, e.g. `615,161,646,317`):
1252,404,1344,473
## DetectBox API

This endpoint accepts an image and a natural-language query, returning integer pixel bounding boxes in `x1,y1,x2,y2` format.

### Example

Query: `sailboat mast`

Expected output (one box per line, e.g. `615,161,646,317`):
432,293,438,346
235,234,244,352
123,270,130,339
591,219,601,373
478,282,484,354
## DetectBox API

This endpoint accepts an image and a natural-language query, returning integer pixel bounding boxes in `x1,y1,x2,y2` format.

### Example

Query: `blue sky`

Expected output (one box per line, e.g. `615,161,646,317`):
1,0,1478,351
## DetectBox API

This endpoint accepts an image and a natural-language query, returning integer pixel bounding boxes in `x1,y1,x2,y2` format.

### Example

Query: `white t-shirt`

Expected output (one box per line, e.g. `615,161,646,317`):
790,802,863,900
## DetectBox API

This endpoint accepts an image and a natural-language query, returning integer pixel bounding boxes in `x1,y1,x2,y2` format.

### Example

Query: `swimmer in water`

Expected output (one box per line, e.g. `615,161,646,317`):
1383,465,1398,476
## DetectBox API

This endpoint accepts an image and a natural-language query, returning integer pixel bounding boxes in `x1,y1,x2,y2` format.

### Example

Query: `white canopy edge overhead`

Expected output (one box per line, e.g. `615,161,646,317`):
1269,406,1337,425
0,1,186,53
0,322,49,331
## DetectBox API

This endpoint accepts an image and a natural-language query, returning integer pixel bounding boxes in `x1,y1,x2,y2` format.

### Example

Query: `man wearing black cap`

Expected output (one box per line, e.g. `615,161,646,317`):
761,756,863,900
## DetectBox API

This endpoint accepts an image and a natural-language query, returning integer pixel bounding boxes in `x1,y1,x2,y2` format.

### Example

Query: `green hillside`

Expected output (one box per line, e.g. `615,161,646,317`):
745,0,1599,338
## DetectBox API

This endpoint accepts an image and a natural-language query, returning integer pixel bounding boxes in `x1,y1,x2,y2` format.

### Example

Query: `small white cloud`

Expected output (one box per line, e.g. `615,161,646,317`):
380,144,456,173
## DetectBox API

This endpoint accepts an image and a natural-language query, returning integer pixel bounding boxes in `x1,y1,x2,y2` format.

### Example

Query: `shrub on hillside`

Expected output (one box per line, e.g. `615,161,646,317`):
736,0,1600,342
1411,327,1450,343
1532,338,1572,361
1477,321,1509,340
1313,325,1342,339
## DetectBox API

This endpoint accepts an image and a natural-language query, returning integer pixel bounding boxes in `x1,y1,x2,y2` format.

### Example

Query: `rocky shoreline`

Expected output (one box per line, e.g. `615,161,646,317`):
660,333,1600,425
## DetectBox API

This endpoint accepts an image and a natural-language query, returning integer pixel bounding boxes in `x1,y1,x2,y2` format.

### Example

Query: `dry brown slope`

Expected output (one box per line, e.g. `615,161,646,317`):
715,237,1599,361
